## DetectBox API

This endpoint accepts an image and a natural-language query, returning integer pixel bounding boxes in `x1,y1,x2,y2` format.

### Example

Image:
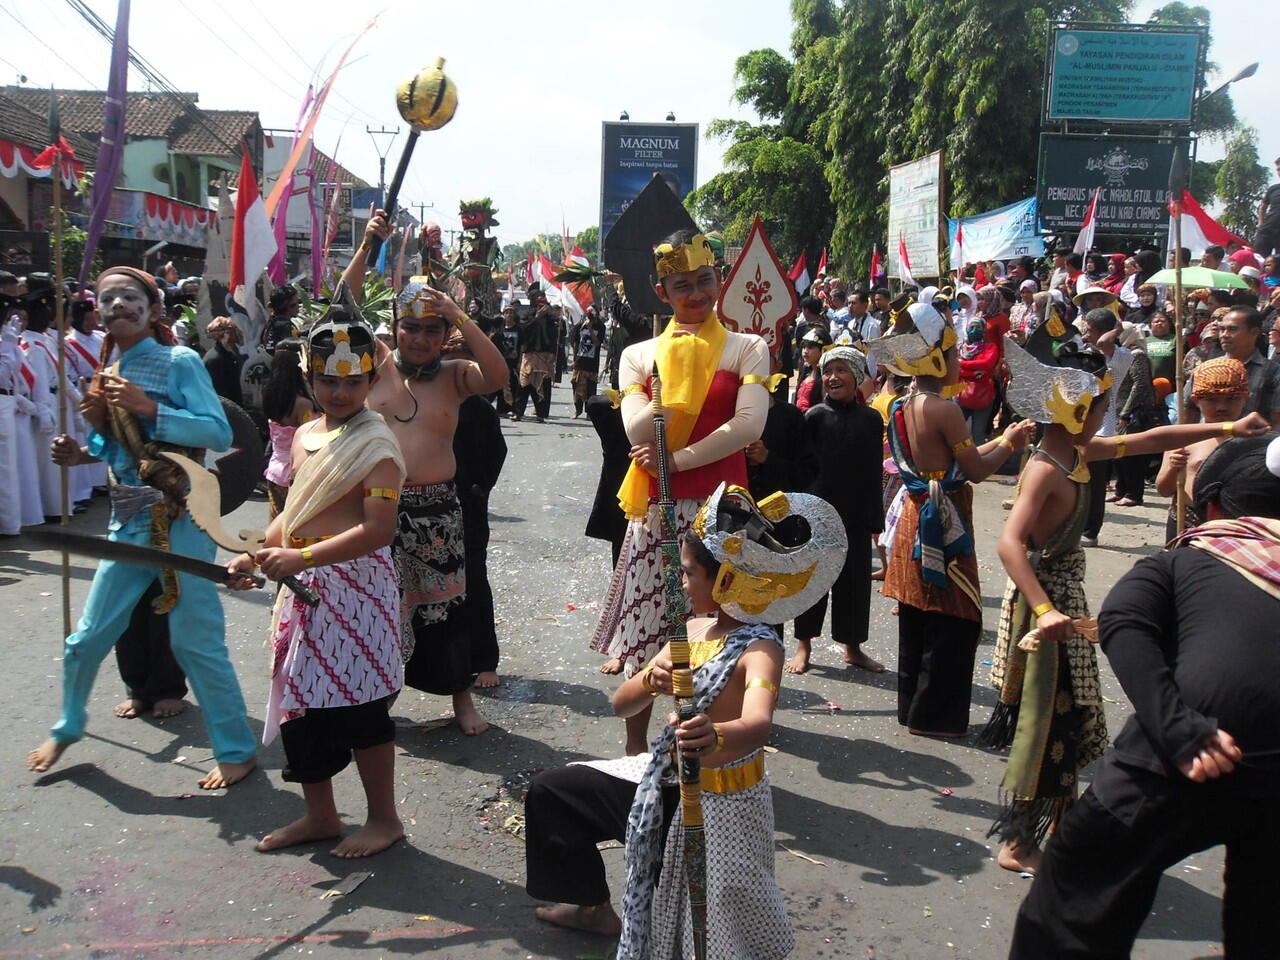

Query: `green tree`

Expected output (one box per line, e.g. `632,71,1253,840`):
1214,126,1268,237
575,225,600,261
1147,2,1237,139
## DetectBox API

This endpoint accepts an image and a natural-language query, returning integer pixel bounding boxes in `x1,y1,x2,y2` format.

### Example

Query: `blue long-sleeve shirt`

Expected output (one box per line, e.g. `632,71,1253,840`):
88,337,231,536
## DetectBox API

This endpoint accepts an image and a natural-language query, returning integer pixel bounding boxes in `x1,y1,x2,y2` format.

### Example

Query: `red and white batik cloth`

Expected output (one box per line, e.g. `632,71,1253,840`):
589,498,700,677
263,546,403,745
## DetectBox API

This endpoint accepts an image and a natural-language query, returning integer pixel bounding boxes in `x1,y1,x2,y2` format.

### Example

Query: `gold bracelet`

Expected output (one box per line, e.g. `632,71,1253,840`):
358,240,370,255
1114,436,1127,459
364,487,400,501
640,668,659,698
712,723,726,752
1222,421,1234,438
997,434,1015,451
1032,601,1055,618
452,313,470,331
300,547,315,568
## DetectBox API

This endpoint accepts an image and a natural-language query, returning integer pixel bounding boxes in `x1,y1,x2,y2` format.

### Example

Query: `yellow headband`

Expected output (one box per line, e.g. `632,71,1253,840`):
654,234,716,279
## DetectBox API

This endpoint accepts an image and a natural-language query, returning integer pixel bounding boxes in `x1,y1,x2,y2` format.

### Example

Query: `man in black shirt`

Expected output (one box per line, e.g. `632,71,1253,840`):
569,308,606,418
494,304,522,417
265,285,301,351
1009,435,1280,960
1254,157,1280,256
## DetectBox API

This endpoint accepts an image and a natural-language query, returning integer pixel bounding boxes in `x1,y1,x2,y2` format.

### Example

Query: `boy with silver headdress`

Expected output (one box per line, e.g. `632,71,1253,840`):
982,321,1271,875
227,301,407,858
527,483,846,959
869,300,1035,740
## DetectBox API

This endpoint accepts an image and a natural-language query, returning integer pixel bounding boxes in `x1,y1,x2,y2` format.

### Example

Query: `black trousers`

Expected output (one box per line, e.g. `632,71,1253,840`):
1083,459,1110,539
515,379,552,420
1112,452,1149,504
794,523,872,647
896,603,980,735
461,496,499,675
114,579,187,706
1010,767,1280,960
525,765,677,906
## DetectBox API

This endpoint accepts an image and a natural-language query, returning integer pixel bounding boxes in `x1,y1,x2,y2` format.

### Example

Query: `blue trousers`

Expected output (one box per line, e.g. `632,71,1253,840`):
51,515,256,763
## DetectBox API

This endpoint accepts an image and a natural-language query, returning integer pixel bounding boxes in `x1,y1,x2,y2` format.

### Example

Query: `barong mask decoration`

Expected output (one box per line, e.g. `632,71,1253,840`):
1003,322,1112,434
864,301,957,378
653,234,716,280
692,482,847,624
305,286,377,378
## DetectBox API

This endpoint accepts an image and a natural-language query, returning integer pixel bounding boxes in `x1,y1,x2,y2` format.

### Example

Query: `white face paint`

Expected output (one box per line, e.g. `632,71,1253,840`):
97,276,154,343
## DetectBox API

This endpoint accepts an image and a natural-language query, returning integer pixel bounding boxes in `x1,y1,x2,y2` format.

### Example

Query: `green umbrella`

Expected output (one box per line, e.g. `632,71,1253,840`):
1145,266,1250,289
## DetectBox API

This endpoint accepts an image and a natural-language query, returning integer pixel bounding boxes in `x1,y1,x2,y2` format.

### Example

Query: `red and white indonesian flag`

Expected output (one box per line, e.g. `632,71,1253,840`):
567,244,590,269
1072,187,1102,256
538,252,586,322
788,251,810,294
897,234,915,288
817,247,828,278
1167,190,1248,259
870,243,883,285
230,146,277,306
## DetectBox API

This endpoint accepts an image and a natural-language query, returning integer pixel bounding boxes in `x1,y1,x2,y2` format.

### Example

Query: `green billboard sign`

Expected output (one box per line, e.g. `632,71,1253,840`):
1047,26,1203,123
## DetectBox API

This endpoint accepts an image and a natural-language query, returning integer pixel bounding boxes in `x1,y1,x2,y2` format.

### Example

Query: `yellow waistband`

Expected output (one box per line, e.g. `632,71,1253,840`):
700,752,765,794
289,534,334,548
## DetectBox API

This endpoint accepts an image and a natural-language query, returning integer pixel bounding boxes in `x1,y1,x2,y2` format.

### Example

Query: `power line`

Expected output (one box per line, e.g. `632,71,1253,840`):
0,5,97,87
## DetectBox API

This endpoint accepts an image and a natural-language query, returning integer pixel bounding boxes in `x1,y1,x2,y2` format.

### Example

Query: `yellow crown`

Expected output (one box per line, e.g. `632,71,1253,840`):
654,234,716,279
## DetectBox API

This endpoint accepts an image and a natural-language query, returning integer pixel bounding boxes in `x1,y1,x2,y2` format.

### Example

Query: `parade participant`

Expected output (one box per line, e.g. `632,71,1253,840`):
528,485,845,958
264,284,301,351
227,308,407,857
67,296,107,492
203,316,246,406
745,377,813,506
26,266,257,789
9,312,47,527
516,286,558,422
570,307,607,418
261,338,315,518
983,328,1270,874
1156,357,1249,540
1008,435,1280,959
870,302,1035,739
585,393,632,569
794,325,830,412
0,315,25,534
589,230,769,754
494,304,522,417
345,212,509,734
790,345,883,674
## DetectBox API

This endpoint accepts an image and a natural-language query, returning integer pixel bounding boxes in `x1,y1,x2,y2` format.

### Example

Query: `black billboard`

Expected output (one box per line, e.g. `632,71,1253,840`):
599,121,698,249
1037,135,1188,236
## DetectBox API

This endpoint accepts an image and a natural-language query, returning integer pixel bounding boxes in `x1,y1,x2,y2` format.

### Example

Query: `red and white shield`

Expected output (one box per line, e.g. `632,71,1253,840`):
715,216,798,369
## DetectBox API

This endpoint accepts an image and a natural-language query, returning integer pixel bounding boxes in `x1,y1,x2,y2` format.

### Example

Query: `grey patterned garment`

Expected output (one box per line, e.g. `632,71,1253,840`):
648,750,793,959
616,622,781,960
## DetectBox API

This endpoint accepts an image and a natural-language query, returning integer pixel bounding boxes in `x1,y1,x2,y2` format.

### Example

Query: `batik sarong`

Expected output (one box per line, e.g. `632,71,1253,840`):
589,498,701,676
395,480,471,694
648,750,794,960
264,547,402,745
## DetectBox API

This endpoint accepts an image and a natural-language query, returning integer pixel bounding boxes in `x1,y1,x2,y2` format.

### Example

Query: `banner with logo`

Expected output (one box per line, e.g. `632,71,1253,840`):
599,121,699,247
947,197,1044,266
1037,135,1186,236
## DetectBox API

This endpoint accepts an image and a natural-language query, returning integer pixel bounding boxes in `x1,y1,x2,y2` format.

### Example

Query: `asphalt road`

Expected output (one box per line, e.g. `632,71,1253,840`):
1,381,1226,959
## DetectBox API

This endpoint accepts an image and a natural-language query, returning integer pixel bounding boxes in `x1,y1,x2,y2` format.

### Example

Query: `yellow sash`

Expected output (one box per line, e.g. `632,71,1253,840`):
616,312,728,519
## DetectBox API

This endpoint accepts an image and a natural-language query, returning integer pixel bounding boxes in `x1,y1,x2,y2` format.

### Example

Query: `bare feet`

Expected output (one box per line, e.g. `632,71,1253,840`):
870,568,887,581
474,671,500,689
785,638,813,675
452,692,489,736
198,758,257,790
534,902,622,936
115,698,144,718
599,657,623,675
844,646,886,673
151,698,186,718
997,840,1043,874
256,814,342,853
332,816,404,858
26,739,69,773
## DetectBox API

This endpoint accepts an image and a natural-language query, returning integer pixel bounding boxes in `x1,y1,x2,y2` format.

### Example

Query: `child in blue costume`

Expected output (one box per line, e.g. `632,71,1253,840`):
27,266,256,790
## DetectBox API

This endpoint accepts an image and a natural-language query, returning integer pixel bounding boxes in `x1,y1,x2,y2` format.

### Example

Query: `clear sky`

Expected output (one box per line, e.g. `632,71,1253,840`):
1,0,1270,247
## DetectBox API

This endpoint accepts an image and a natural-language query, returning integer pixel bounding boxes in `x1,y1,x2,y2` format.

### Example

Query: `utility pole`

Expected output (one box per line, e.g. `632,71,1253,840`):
365,126,399,208
412,201,434,225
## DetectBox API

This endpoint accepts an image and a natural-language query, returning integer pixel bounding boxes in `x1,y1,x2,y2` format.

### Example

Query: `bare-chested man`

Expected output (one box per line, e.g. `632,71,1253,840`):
343,213,508,734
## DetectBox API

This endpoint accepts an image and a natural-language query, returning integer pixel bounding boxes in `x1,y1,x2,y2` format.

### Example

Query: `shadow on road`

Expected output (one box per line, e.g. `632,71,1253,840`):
0,865,61,911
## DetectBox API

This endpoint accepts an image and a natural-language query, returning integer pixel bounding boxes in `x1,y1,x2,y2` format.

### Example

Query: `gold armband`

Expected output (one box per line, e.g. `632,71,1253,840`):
621,383,646,397
1032,601,1055,618
1222,421,1235,438
300,547,316,569
997,434,1016,451
364,487,400,501
746,676,779,700
712,723,726,752
950,436,974,453
1114,436,1126,459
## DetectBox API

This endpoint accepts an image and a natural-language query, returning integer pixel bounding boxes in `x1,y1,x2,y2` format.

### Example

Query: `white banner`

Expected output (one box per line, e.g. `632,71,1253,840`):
888,151,942,279
947,196,1045,266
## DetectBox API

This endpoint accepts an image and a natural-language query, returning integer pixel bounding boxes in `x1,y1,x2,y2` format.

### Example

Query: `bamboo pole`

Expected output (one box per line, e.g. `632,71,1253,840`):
52,166,72,637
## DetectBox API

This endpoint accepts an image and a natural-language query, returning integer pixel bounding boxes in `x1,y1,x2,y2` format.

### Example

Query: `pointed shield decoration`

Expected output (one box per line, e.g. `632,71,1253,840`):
715,216,798,368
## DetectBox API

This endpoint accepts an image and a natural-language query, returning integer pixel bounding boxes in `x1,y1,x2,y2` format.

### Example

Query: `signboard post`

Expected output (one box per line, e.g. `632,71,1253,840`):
599,121,698,264
1045,24,1205,124
1037,134,1188,237
887,150,943,280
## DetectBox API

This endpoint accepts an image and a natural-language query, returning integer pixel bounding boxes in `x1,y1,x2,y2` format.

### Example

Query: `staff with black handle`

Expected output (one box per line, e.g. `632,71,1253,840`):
650,365,709,960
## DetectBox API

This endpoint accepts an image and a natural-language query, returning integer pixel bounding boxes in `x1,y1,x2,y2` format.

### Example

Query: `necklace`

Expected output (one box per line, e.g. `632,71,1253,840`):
390,350,442,423
301,413,357,452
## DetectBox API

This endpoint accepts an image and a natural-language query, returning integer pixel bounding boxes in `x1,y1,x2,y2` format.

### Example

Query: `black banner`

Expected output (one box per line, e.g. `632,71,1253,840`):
1038,135,1188,236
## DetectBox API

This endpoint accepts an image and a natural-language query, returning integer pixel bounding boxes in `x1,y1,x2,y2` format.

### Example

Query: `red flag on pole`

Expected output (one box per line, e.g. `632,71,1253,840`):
1073,187,1102,255
869,243,882,286
787,251,810,294
230,146,278,306
897,234,915,288
816,247,828,278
